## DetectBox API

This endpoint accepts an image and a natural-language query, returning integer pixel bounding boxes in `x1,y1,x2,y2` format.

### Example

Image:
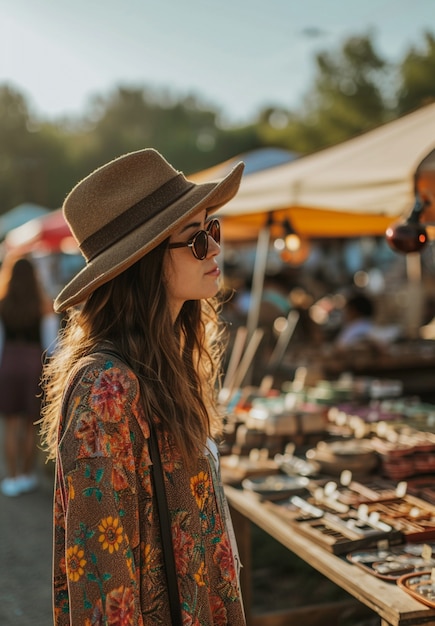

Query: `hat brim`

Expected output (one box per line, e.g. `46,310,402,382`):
54,161,244,312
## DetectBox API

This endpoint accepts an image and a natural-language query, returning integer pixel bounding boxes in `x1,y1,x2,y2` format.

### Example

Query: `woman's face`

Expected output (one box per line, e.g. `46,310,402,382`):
164,210,221,320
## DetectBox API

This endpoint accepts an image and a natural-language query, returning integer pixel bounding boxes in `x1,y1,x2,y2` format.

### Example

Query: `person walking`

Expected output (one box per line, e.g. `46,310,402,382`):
40,149,246,625
0,256,49,496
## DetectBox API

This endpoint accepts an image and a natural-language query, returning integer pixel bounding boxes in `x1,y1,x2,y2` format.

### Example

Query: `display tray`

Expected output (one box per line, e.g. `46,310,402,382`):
272,492,435,545
310,478,398,506
363,495,435,542
265,497,403,555
407,477,435,506
305,439,379,477
241,474,310,501
347,543,435,581
219,454,279,484
371,433,435,456
274,452,320,478
293,512,403,555
397,571,435,609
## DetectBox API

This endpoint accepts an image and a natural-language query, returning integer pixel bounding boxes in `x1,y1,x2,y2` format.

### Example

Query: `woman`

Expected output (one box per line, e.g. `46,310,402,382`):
0,256,48,497
40,149,246,625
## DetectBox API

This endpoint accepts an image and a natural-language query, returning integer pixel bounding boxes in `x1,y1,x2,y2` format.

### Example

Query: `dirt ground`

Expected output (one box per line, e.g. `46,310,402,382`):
0,420,54,626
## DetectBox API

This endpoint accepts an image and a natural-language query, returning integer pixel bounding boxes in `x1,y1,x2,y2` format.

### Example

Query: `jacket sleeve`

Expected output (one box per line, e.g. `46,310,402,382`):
57,359,146,625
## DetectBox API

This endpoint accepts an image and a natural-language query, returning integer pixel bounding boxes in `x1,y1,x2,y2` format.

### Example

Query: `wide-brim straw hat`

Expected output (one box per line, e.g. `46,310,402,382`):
54,148,244,312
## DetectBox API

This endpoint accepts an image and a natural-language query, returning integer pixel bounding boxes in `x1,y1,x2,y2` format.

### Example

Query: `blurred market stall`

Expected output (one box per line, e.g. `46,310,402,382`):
0,203,50,241
3,209,82,300
191,104,435,389
4,208,77,255
199,102,435,240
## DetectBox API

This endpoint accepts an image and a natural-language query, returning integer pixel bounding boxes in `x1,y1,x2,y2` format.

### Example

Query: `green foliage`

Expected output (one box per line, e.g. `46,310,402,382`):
397,32,435,114
257,34,391,154
77,87,263,175
0,86,71,212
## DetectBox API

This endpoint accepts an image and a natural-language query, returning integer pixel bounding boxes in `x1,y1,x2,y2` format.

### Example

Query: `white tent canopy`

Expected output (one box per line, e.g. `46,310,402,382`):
215,103,435,238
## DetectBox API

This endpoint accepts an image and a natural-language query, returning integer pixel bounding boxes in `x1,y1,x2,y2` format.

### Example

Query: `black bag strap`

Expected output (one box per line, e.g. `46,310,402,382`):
95,349,182,625
148,421,182,625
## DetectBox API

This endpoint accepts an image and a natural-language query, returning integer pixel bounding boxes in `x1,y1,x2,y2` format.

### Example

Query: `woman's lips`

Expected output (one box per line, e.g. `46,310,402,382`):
205,265,220,277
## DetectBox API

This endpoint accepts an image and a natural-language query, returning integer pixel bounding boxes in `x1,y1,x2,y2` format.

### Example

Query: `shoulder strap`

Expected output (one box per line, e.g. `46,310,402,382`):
73,347,182,624
148,422,182,625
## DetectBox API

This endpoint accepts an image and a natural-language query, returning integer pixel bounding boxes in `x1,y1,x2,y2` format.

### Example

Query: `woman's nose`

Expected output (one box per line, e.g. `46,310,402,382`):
207,234,221,256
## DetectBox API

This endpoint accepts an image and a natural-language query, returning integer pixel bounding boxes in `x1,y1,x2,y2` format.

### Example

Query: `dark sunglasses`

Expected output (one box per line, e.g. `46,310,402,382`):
167,218,221,260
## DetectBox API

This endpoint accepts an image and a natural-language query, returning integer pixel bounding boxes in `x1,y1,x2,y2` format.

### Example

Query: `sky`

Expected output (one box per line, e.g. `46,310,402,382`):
1,0,435,125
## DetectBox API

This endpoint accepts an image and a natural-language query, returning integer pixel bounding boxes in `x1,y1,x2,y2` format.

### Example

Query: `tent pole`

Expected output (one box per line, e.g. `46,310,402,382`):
242,220,272,386
246,221,271,342
405,252,424,339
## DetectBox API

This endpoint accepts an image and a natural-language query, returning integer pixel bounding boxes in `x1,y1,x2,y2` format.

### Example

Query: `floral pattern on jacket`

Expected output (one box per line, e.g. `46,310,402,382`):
53,353,246,625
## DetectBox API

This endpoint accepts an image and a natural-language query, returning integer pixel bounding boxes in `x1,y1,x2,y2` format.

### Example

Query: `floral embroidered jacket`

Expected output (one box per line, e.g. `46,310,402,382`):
53,352,246,625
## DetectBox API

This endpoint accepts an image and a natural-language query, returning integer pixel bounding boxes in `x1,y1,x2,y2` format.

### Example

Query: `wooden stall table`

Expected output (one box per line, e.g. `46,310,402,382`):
320,347,435,399
225,485,435,626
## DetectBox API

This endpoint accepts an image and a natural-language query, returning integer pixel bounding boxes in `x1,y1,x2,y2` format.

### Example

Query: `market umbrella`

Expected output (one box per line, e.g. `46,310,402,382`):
4,208,77,254
0,203,50,241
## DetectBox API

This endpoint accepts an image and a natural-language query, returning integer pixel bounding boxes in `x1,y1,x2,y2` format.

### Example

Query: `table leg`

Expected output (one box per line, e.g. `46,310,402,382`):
230,504,253,625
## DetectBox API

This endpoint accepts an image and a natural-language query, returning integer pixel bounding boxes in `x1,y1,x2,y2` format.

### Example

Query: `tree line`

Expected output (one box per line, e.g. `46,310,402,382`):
0,30,434,215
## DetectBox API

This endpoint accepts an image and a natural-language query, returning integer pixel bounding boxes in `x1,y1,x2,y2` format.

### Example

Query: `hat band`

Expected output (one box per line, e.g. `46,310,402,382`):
80,174,195,261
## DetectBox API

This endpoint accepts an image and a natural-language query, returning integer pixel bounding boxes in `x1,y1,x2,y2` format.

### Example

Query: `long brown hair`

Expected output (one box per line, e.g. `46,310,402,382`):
40,243,226,463
0,256,44,331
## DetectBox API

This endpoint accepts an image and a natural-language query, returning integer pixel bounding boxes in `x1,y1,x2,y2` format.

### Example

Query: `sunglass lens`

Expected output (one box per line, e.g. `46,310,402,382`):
208,219,220,244
193,230,208,259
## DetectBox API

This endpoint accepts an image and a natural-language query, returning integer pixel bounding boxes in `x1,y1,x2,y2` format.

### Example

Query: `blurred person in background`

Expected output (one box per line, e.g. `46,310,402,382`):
335,292,375,349
0,255,52,497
